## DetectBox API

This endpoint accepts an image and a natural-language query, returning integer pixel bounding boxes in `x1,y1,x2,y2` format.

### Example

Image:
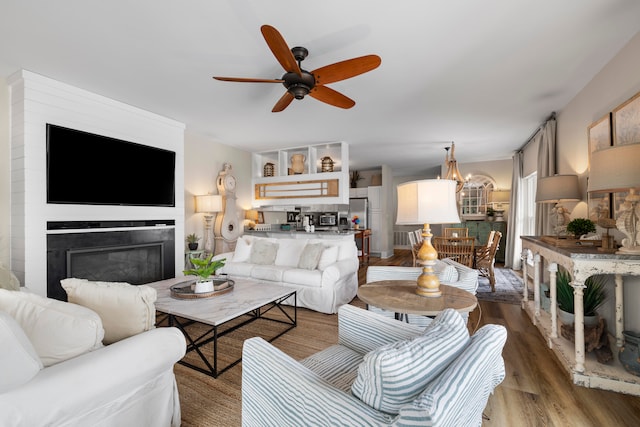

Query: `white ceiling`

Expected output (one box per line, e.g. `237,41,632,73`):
1,0,640,176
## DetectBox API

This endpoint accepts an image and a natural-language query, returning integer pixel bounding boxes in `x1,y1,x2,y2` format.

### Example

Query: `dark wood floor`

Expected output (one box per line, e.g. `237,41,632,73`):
176,249,640,427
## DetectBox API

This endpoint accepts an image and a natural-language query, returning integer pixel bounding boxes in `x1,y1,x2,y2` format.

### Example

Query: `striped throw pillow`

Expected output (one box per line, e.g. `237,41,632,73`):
351,309,470,414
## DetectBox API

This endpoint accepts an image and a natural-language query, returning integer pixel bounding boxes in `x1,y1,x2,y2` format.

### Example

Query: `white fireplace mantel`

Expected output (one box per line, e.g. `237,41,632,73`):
8,70,185,296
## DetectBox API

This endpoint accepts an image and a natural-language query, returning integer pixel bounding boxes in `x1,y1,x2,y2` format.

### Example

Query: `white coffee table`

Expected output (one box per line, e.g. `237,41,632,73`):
148,277,297,378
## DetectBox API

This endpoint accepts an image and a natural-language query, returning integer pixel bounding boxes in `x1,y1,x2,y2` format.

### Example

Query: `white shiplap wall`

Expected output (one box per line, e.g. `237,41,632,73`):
9,70,185,296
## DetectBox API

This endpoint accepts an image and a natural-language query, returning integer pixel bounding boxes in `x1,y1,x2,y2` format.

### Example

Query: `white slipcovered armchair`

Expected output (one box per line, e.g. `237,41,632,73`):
242,304,507,426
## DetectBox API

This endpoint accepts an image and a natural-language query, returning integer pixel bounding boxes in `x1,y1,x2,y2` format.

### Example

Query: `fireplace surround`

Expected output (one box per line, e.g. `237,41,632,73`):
47,220,175,301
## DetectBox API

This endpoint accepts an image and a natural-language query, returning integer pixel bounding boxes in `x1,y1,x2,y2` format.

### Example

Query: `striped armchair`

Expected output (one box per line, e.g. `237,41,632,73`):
242,304,507,426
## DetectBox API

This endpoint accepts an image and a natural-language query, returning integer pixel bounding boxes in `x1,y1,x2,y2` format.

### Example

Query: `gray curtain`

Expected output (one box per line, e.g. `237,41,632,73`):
535,116,557,235
505,151,523,269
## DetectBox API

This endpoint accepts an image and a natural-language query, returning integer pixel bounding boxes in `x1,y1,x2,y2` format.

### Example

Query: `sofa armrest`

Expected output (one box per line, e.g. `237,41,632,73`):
322,258,358,283
212,252,233,262
337,304,423,354
242,337,396,425
0,327,186,426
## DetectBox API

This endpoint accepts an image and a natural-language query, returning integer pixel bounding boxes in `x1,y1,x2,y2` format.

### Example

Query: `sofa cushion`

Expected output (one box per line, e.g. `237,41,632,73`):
250,239,278,265
251,265,288,282
298,243,324,270
61,279,156,345
233,236,253,262
0,289,104,367
0,310,43,393
402,324,508,424
282,269,322,288
0,264,20,291
317,245,339,270
351,309,470,415
275,239,308,267
222,261,254,277
434,260,459,284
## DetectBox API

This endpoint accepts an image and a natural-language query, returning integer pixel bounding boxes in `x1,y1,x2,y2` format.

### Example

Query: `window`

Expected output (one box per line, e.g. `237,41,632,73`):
522,172,537,236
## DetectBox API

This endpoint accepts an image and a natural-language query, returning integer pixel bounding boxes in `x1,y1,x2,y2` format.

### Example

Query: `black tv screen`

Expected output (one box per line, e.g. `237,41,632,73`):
47,124,176,207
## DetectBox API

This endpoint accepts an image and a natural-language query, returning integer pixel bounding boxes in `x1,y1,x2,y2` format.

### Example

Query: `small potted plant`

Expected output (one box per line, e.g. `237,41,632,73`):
183,255,226,293
556,268,607,327
350,170,363,188
352,215,361,229
186,233,201,250
486,206,495,222
566,218,596,239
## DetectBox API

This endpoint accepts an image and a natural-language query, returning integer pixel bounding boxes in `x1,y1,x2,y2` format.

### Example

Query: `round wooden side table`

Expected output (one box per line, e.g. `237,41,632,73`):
357,280,477,317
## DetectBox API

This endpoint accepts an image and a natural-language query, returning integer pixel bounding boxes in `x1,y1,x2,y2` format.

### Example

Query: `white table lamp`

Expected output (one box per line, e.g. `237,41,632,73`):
535,174,580,235
489,189,511,221
396,179,461,297
588,143,640,254
196,194,223,255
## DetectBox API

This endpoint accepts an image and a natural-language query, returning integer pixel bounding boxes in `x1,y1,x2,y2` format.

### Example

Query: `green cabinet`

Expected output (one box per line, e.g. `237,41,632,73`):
452,221,507,263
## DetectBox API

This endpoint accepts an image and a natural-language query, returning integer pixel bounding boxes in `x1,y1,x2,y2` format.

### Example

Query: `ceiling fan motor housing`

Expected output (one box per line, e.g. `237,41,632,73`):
282,70,315,99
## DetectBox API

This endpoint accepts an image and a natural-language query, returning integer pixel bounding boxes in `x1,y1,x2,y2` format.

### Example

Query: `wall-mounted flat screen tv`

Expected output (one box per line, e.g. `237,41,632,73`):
47,124,176,207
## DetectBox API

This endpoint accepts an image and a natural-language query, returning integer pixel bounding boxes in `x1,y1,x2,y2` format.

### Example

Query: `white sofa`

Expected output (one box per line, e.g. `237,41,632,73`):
0,286,186,427
214,234,359,314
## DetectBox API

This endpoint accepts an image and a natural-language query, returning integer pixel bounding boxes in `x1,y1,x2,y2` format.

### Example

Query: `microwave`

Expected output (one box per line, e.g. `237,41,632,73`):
319,213,337,226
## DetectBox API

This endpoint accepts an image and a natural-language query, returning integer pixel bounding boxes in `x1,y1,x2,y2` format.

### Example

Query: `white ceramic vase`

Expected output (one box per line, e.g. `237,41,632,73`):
194,279,214,294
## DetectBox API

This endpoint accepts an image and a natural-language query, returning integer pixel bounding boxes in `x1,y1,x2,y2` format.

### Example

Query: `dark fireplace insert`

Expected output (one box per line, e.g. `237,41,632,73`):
47,221,175,301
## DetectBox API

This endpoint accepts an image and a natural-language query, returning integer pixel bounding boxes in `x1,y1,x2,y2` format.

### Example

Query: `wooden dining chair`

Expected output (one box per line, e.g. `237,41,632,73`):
475,231,502,291
407,231,419,267
433,237,475,268
444,227,469,238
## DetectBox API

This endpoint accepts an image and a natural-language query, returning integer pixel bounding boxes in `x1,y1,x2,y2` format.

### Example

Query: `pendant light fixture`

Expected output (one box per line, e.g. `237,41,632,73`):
445,142,464,193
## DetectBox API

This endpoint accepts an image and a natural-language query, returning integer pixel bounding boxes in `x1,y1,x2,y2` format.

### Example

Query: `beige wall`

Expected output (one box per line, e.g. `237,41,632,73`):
0,78,9,267
183,130,251,249
556,30,640,330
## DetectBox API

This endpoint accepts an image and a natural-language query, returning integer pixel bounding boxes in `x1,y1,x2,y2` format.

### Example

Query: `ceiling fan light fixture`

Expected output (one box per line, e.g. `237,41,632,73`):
288,83,310,99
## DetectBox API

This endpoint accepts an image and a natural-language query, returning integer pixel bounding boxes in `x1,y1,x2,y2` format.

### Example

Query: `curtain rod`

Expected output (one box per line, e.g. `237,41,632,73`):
516,111,556,153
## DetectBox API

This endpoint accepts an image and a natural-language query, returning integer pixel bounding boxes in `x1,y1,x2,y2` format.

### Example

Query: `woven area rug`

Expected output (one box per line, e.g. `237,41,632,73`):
476,267,524,305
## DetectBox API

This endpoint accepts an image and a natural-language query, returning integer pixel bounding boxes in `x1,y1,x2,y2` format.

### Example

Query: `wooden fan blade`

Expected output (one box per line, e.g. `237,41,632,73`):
213,76,284,83
272,91,295,112
261,25,301,75
309,85,355,109
312,55,381,85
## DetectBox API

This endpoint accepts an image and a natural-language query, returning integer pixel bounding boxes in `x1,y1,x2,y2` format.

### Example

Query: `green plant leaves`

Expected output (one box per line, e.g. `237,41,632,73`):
555,268,607,316
183,255,226,280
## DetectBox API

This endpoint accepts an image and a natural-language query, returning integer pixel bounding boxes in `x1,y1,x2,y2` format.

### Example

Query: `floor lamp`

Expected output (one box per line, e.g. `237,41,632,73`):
588,143,640,254
195,194,223,256
396,179,461,297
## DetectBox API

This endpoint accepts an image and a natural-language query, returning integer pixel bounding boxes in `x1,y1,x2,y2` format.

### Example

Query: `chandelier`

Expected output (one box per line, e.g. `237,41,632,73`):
444,142,464,193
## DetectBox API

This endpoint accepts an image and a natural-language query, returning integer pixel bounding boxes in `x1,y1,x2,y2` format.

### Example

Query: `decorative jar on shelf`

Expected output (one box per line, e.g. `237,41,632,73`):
321,156,334,172
263,162,275,177
291,154,305,174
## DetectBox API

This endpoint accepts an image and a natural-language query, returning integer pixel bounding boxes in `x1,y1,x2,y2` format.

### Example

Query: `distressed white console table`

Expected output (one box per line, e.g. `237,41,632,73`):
521,236,640,395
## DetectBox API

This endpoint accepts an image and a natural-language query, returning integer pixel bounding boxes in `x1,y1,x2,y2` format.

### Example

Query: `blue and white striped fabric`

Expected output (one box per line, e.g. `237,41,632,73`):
351,309,470,415
242,336,397,426
300,344,363,393
396,324,507,427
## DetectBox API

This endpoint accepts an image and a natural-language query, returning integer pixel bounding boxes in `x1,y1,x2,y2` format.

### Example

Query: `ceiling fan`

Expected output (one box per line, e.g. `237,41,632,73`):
213,25,382,112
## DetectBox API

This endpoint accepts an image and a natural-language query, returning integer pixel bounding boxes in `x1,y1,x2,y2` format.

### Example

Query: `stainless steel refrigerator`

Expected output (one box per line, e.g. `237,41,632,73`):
348,198,369,229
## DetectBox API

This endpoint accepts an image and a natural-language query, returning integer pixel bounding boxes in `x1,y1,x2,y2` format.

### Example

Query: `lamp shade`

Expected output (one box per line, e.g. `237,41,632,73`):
195,194,222,213
588,143,640,193
489,190,511,204
396,179,461,225
535,175,580,203
245,209,259,221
